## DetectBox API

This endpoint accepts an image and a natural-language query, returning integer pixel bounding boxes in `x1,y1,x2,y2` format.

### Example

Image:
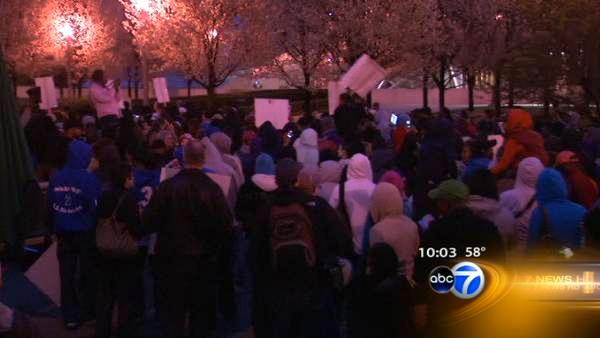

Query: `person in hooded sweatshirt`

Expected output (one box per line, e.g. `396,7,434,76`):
528,169,586,253
47,136,101,330
555,151,599,209
210,132,245,189
351,243,416,338
380,170,414,218
317,160,343,201
465,170,517,248
294,128,320,169
491,109,549,175
462,137,496,180
255,121,283,159
329,153,376,255
499,157,545,251
369,182,420,280
252,158,353,338
235,153,278,233
200,136,240,187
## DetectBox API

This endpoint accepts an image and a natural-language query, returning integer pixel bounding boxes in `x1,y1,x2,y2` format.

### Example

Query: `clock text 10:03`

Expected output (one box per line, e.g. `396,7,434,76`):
418,247,487,258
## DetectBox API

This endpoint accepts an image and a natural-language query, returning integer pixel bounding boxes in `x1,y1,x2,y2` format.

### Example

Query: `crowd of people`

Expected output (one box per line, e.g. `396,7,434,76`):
5,68,600,338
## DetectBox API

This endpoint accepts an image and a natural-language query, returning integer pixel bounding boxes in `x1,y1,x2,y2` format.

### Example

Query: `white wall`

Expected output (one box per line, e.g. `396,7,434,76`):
372,88,493,113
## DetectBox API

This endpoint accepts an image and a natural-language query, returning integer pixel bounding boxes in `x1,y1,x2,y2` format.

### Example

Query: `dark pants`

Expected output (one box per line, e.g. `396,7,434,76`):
269,285,339,338
254,279,339,338
154,256,218,338
95,254,142,338
56,231,96,323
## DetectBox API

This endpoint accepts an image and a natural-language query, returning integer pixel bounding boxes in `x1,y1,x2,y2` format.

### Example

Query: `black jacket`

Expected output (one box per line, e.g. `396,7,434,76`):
334,103,366,139
251,188,354,286
414,207,504,316
235,180,273,233
142,168,233,258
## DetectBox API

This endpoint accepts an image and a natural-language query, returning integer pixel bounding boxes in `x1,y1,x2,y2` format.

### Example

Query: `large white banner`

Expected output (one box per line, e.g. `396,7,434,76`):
34,77,58,110
254,98,290,129
153,77,170,103
328,81,341,115
338,54,386,98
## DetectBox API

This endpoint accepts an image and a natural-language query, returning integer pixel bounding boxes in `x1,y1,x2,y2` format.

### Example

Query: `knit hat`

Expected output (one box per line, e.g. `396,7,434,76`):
380,170,406,196
255,153,276,175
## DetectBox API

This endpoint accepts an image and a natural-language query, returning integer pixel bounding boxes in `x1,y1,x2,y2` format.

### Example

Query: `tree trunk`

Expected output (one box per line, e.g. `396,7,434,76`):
66,66,72,99
77,78,83,98
187,79,192,98
508,76,515,108
422,73,429,109
543,87,552,116
303,90,312,115
207,61,218,114
127,74,132,98
141,54,149,106
493,67,503,114
438,58,447,111
467,71,475,111
206,85,216,114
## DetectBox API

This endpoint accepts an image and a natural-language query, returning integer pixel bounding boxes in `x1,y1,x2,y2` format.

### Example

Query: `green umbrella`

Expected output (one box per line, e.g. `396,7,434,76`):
0,52,34,246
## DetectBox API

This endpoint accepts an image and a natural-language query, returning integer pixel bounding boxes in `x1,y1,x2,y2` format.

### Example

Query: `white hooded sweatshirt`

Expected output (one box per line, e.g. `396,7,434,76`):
329,154,376,255
467,195,517,247
370,182,420,280
294,128,319,169
499,157,545,250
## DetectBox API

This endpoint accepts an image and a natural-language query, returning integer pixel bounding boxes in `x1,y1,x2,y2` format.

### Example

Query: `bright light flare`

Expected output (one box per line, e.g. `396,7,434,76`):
57,21,75,40
132,0,153,12
207,28,219,40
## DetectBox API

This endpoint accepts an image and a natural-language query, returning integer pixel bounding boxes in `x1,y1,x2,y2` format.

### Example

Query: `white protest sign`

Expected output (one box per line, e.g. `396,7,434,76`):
25,242,61,306
255,98,290,129
34,77,58,110
153,77,170,103
338,54,386,98
328,81,341,115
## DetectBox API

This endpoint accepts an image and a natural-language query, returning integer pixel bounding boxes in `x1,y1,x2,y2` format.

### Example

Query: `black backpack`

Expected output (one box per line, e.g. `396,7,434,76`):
269,202,317,277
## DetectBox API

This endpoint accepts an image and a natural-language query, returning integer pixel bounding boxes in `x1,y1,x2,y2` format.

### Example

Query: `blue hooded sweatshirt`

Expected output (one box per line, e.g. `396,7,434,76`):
528,169,586,249
133,168,161,210
463,157,492,180
48,140,101,233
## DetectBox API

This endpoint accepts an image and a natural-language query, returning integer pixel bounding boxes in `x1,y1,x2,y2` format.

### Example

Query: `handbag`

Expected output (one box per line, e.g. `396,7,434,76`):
96,194,138,257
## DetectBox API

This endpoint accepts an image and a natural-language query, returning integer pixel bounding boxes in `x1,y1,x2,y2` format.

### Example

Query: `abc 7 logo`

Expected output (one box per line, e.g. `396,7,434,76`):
429,262,485,299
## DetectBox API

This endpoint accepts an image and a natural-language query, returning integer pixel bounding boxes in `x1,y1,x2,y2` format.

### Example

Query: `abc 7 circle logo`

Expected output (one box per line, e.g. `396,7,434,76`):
429,262,485,299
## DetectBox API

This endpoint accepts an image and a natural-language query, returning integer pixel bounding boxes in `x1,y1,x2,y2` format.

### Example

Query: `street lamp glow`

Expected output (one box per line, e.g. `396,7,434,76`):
57,21,75,40
208,29,219,40
132,0,153,12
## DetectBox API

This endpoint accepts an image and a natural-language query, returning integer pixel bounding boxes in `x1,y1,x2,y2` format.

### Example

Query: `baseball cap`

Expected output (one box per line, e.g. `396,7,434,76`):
428,179,470,201
555,151,579,166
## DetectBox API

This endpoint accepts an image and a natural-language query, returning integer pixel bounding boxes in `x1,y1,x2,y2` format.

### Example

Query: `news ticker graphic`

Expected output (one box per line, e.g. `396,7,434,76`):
513,263,600,301
426,261,600,326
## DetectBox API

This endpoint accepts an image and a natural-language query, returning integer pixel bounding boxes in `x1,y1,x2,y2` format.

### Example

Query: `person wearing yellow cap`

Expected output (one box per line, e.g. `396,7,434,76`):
555,151,599,209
